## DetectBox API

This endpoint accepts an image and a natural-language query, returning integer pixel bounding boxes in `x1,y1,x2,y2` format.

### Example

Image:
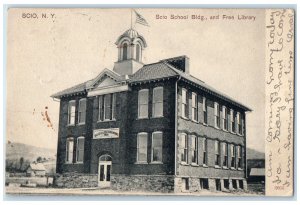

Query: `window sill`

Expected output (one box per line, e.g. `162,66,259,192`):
137,117,149,120
180,116,189,120
65,162,73,164
237,168,244,171
222,129,229,132
230,167,236,170
191,119,199,123
191,163,199,167
134,162,148,165
77,123,85,126
214,165,221,169
75,162,84,164
222,166,229,169
202,164,208,168
151,116,164,119
203,123,208,126
230,131,236,134
150,162,163,164
180,162,189,166
97,119,116,123
214,126,220,130
66,124,75,127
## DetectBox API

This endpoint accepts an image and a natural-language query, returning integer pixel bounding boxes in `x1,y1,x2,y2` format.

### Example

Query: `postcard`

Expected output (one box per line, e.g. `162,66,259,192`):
5,8,294,197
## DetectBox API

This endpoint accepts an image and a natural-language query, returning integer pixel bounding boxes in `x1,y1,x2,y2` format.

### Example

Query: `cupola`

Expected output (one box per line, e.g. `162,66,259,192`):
113,28,147,76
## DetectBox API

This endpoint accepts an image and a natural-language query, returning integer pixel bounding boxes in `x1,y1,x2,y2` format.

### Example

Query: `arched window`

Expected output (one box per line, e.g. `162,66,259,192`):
122,43,128,60
99,154,112,162
136,44,140,61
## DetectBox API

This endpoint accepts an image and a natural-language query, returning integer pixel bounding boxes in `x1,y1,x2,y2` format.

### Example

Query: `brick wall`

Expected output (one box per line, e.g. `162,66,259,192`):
126,80,176,175
176,83,247,179
90,91,129,175
56,94,92,174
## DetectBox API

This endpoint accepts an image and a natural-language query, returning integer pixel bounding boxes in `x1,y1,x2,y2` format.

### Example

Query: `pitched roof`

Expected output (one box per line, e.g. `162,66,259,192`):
51,57,251,111
51,69,125,99
129,62,178,82
130,61,251,111
29,163,46,171
250,168,265,176
51,81,89,99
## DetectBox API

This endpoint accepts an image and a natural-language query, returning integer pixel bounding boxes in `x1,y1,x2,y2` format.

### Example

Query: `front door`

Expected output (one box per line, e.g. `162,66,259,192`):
98,155,112,187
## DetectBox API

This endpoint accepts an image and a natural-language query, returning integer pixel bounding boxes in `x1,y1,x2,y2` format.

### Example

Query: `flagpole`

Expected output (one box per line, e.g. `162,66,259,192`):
130,9,133,29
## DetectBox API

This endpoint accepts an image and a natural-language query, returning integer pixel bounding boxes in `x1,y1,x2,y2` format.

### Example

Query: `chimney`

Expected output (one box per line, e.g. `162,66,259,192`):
161,55,190,74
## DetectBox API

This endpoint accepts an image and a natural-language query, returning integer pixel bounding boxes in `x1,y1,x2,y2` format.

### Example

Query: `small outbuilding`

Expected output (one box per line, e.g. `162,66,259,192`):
26,163,46,177
249,168,265,183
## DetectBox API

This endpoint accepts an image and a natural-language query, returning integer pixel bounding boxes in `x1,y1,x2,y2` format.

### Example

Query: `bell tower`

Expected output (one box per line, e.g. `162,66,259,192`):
113,28,147,76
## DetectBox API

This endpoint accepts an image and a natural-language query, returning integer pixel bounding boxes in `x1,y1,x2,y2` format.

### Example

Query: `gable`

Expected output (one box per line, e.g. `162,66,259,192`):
96,77,117,88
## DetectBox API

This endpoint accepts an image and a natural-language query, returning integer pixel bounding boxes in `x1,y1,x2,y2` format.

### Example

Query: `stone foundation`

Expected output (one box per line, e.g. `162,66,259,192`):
54,172,98,188
111,175,174,193
174,177,247,193
54,173,247,193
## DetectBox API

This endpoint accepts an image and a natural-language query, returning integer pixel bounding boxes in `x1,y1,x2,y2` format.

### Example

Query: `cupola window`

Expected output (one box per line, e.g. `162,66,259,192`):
122,43,128,60
136,44,141,61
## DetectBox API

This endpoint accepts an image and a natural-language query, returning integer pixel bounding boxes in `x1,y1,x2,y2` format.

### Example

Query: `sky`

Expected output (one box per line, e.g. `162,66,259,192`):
6,8,265,153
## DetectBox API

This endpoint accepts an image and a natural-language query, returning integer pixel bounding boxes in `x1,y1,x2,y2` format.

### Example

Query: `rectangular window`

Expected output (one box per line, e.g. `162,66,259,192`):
232,180,238,189
237,112,242,135
222,106,228,130
137,133,148,163
203,138,207,165
181,88,188,118
239,180,244,189
66,138,74,163
152,132,163,162
230,109,235,133
112,93,116,120
203,97,208,124
68,101,76,125
192,92,198,121
237,146,242,169
200,178,209,190
214,102,220,128
179,134,188,163
224,179,230,189
99,94,116,121
104,94,112,120
76,137,85,163
183,178,189,190
152,87,163,117
216,179,221,191
191,136,198,164
98,95,104,121
223,143,228,167
215,141,220,166
231,144,236,168
78,99,86,124
138,89,149,118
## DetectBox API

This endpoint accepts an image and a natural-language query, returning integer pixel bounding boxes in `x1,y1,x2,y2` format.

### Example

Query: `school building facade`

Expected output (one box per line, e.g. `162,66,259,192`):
52,28,251,192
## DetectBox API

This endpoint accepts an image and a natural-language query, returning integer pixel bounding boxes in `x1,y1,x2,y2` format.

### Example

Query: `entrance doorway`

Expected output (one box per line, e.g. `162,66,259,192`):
98,154,112,187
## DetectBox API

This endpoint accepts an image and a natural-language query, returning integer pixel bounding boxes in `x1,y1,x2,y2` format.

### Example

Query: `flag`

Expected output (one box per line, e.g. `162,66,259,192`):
134,10,150,27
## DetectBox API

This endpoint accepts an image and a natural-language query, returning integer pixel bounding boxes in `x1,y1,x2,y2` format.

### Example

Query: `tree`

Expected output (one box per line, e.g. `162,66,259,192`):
19,157,24,171
36,156,42,163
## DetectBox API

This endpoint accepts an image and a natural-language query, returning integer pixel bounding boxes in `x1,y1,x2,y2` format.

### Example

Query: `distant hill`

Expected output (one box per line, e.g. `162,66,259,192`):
247,147,265,160
6,142,56,162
